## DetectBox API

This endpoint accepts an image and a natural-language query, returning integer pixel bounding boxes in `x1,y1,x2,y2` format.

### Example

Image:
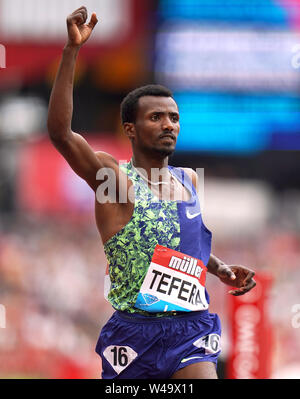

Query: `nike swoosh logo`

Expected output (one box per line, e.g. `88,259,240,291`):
181,356,203,363
186,210,201,219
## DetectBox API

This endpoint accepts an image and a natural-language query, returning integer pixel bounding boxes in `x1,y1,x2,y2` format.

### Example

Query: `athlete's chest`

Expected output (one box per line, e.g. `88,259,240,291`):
137,177,191,202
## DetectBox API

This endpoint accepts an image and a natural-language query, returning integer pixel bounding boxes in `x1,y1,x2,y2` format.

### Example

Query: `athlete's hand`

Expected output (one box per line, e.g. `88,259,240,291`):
66,6,98,48
216,264,256,296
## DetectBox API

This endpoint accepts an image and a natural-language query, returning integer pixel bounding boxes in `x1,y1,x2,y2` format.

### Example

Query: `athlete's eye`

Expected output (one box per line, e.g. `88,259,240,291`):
171,115,179,123
150,114,160,121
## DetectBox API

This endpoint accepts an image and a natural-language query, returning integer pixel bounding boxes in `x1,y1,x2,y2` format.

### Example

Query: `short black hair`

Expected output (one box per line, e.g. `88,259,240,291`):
120,84,174,124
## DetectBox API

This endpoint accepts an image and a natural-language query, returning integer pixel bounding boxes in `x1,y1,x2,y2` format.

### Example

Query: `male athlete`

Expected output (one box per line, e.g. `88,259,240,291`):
47,7,256,379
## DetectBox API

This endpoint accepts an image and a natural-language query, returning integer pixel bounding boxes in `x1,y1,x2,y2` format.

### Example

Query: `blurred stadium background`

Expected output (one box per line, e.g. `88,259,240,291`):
0,0,300,379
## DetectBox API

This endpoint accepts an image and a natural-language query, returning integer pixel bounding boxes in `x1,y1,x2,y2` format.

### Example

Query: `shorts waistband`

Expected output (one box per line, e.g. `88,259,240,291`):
115,309,209,324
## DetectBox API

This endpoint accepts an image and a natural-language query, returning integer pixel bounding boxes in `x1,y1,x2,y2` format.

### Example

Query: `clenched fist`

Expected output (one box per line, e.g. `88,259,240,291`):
66,6,98,48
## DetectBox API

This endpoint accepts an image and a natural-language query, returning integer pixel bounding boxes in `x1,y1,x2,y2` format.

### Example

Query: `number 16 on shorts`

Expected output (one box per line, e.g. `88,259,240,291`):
103,345,138,374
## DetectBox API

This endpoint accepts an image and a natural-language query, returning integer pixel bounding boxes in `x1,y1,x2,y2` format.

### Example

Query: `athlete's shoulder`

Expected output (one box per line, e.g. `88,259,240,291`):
181,167,197,188
169,165,197,187
95,151,119,166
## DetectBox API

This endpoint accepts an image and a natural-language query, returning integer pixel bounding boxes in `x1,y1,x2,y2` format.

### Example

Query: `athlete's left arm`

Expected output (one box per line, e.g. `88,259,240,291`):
183,168,256,296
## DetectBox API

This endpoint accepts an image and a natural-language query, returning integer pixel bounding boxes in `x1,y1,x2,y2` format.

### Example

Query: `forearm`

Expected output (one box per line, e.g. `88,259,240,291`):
47,45,80,141
207,253,225,276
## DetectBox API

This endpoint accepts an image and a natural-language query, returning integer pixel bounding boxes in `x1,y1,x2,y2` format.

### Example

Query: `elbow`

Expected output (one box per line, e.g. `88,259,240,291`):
47,117,71,144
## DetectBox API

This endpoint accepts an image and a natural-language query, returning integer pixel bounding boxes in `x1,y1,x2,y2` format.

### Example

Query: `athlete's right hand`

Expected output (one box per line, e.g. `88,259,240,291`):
66,6,98,48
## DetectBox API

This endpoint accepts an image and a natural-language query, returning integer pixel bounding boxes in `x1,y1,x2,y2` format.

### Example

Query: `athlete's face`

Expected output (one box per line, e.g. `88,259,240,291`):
128,96,180,157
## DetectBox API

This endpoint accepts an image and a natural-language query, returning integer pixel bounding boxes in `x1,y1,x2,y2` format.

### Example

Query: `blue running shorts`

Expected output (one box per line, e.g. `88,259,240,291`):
95,309,221,379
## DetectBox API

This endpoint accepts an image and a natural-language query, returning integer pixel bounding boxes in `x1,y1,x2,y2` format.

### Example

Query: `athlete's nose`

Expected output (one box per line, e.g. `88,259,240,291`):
161,116,174,131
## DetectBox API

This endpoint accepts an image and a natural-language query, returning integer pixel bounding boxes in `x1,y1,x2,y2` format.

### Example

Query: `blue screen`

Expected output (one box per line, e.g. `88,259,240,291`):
155,0,300,153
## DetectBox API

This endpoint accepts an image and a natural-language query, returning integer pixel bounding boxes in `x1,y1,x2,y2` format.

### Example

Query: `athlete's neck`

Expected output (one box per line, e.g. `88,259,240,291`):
131,154,169,184
132,153,168,168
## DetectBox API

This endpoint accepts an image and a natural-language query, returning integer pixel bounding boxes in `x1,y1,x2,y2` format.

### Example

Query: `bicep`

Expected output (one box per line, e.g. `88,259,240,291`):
51,131,118,191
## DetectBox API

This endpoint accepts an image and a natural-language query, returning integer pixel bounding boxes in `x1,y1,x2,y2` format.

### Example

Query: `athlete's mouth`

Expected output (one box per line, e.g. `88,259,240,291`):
159,133,176,141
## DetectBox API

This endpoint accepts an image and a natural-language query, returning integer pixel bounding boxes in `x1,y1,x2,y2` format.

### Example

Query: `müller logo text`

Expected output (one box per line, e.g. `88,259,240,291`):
0,44,6,69
169,256,202,278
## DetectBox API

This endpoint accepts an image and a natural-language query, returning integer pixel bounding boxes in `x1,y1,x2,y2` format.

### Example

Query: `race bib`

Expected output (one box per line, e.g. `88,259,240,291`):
135,245,208,312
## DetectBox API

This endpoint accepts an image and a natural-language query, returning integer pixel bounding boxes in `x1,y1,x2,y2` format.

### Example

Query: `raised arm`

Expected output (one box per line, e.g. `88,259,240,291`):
47,7,118,191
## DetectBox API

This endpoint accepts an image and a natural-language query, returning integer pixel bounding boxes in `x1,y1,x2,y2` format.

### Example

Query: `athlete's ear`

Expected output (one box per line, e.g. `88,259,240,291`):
123,122,136,141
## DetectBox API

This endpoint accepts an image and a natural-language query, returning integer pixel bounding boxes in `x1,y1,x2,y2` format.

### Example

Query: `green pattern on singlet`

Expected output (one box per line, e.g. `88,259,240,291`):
104,162,180,315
